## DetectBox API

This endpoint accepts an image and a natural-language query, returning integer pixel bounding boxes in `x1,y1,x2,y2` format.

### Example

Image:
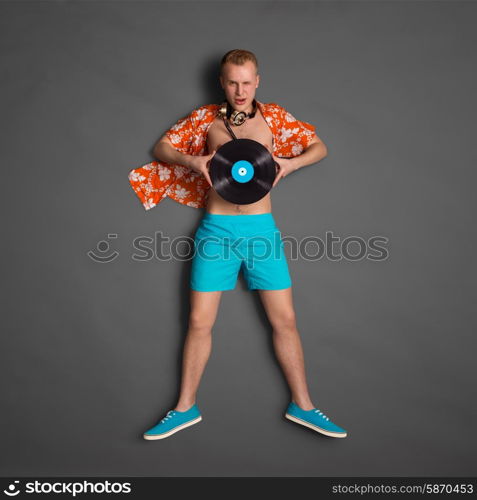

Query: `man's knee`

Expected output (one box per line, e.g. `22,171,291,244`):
271,310,297,333
188,311,215,333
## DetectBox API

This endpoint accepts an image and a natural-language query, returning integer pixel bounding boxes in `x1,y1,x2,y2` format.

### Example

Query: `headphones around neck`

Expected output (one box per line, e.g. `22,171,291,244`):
218,98,258,126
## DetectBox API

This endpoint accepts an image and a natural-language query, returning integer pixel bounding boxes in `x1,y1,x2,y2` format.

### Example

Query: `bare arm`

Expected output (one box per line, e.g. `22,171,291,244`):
153,135,215,188
153,135,195,169
271,134,328,188
288,135,328,171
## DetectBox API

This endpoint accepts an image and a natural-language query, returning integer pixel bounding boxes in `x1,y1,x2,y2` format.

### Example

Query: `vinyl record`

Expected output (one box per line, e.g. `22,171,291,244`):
209,139,277,205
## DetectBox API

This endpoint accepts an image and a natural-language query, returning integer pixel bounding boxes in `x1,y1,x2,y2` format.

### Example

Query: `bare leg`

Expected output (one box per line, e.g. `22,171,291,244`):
258,287,315,410
174,290,223,411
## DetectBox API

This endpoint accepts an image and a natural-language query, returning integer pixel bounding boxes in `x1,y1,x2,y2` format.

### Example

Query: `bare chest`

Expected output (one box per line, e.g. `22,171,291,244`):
206,110,273,153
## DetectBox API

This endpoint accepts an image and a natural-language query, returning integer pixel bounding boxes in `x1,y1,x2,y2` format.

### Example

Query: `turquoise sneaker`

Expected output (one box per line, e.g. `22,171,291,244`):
143,404,202,440
285,401,347,438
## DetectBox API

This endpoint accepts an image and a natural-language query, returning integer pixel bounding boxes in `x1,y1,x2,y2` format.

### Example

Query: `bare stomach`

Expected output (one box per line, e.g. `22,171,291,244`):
206,188,272,215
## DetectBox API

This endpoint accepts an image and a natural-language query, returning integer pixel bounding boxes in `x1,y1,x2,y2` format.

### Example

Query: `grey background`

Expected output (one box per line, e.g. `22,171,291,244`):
1,0,476,477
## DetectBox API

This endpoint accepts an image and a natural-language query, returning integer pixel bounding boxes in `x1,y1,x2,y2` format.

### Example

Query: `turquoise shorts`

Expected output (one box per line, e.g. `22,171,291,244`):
191,212,292,292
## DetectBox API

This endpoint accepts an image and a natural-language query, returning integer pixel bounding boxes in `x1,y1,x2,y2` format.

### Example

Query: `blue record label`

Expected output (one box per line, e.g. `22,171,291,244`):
231,160,255,183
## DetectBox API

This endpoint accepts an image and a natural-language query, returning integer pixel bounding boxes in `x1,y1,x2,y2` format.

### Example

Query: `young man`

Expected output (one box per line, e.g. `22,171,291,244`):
130,49,347,439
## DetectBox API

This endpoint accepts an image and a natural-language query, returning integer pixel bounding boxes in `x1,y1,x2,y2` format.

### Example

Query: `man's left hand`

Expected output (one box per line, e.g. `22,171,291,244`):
272,155,296,188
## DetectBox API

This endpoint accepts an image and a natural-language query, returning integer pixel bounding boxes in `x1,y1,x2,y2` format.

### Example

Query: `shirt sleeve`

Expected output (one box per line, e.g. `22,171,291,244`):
275,104,318,157
164,109,197,153
128,106,209,211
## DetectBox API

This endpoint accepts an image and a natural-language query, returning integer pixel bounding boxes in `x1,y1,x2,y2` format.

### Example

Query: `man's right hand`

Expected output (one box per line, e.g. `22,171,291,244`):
187,150,216,188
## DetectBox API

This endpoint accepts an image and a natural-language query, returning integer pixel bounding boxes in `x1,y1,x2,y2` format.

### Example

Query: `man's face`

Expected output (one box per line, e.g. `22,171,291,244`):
220,61,259,113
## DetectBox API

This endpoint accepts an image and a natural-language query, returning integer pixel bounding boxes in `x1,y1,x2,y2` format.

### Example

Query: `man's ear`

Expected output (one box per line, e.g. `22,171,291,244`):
256,73,260,87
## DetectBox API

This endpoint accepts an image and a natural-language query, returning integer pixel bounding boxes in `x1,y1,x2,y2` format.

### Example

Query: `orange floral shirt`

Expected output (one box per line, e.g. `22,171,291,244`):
128,100,318,210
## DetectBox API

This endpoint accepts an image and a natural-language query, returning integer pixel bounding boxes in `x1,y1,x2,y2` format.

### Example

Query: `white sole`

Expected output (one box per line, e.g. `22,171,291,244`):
143,416,202,440
285,413,347,438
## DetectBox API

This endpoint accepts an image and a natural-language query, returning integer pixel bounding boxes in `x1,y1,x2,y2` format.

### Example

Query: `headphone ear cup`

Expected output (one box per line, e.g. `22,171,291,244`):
218,101,227,117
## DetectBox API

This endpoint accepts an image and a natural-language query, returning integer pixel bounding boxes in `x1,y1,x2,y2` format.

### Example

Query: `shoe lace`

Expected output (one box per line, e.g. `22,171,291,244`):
314,409,329,421
160,410,176,423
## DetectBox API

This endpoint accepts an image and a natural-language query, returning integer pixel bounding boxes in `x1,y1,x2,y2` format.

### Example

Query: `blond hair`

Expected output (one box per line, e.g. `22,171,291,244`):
220,49,258,75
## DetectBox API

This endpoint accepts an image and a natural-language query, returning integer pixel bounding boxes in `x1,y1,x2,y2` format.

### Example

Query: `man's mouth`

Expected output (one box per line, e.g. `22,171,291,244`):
235,98,246,105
